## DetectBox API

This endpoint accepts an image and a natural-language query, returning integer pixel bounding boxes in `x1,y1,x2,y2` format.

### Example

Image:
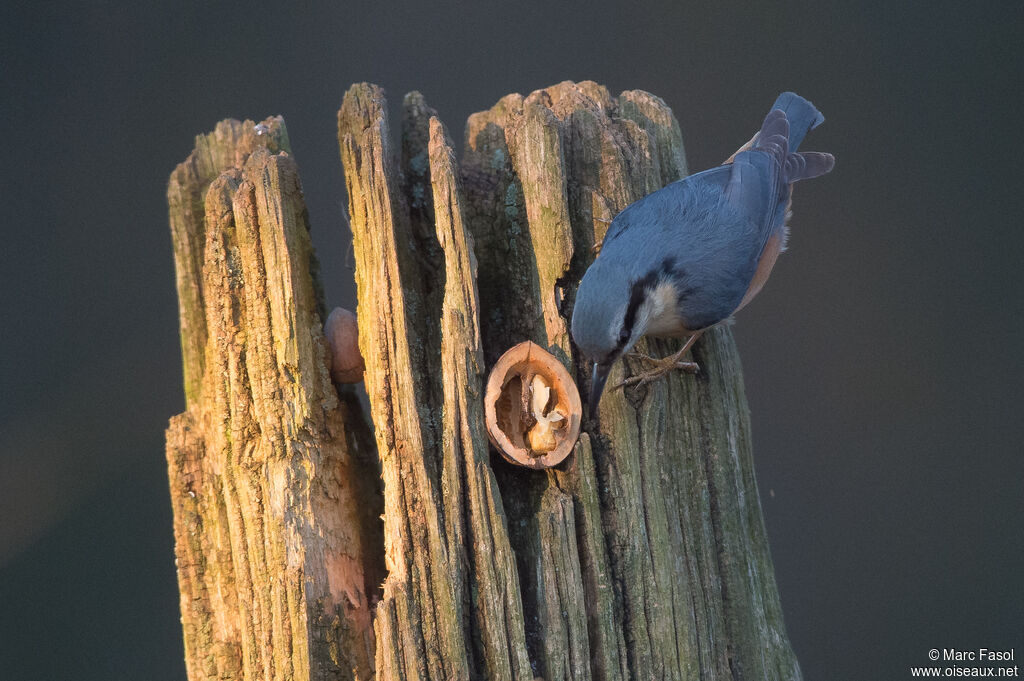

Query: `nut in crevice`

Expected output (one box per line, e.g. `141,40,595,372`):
484,341,581,469
324,307,365,384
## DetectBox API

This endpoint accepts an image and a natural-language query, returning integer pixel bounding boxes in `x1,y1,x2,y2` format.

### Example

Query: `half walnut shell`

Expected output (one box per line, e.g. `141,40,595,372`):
484,341,582,469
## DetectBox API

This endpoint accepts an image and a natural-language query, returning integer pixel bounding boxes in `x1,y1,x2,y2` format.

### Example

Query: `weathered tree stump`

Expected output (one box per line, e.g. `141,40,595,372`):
166,118,383,681
166,81,801,681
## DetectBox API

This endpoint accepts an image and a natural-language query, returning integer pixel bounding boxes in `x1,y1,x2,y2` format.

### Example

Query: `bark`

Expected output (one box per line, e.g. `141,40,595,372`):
166,80,800,681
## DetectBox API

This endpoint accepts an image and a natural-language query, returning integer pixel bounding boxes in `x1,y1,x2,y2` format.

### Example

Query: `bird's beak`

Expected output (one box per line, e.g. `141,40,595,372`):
589,361,612,420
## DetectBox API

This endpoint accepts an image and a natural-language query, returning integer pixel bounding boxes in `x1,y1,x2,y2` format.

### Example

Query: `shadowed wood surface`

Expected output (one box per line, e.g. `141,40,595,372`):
338,86,533,681
166,80,800,681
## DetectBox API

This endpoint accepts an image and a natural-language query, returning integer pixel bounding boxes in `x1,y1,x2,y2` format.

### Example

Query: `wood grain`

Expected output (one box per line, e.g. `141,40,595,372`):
166,117,382,681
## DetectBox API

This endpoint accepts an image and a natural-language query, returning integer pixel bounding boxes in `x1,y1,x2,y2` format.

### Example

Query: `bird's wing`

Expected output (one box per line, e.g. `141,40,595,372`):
725,149,787,262
598,94,834,330
722,109,833,256
595,165,770,331
670,164,776,329
638,121,793,329
601,164,732,248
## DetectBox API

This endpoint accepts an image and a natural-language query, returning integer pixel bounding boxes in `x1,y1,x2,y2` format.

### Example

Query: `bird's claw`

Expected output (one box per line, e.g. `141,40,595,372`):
614,351,700,390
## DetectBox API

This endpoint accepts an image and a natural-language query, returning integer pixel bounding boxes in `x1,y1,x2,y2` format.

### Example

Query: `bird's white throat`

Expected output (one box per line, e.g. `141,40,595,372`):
640,281,688,337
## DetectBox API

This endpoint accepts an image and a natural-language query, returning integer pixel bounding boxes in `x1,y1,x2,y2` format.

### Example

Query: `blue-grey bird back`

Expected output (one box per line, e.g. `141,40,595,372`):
575,92,834,353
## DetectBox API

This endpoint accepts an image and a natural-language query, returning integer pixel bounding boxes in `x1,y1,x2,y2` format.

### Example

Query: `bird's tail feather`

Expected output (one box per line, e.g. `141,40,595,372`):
769,91,824,151
753,94,834,184
786,151,835,182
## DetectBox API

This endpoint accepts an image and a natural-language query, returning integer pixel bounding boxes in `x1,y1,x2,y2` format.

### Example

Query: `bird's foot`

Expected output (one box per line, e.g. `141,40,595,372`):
615,348,699,390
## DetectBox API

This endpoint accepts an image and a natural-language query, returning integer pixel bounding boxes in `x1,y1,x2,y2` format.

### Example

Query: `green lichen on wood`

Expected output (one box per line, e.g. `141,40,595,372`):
461,93,537,367
504,98,575,360
618,89,689,185
428,115,534,681
340,82,550,681
554,434,627,681
338,83,471,681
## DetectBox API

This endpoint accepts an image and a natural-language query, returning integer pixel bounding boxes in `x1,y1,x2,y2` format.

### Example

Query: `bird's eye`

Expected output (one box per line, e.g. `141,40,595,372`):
618,328,630,345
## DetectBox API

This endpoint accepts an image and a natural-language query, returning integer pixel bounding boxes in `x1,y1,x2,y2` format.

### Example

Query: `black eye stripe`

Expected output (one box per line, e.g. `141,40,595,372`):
616,257,684,354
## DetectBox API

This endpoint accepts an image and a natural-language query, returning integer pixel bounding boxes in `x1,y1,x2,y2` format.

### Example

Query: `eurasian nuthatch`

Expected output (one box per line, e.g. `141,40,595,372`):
571,92,835,416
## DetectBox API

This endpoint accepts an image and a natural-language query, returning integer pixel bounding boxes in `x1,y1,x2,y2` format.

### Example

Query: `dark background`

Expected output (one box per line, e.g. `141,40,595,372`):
2,1,1021,679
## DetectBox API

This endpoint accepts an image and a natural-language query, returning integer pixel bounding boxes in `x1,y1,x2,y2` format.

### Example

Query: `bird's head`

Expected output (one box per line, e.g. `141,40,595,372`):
571,256,653,417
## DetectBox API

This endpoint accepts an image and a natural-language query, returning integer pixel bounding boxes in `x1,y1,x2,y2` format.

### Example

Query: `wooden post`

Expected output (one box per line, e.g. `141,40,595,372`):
166,80,801,681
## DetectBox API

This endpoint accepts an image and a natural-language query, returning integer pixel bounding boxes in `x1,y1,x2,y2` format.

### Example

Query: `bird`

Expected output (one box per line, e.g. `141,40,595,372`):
571,92,834,417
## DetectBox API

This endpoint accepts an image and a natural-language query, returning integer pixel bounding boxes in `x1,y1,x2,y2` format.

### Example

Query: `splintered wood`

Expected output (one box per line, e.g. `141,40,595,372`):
166,117,383,681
